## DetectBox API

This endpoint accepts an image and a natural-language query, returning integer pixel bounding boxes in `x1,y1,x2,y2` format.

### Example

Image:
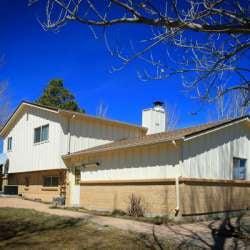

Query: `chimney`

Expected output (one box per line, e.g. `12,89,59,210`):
142,101,166,134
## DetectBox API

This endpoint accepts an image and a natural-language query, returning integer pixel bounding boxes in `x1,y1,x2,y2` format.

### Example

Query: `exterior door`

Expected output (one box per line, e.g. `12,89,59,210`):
70,167,81,206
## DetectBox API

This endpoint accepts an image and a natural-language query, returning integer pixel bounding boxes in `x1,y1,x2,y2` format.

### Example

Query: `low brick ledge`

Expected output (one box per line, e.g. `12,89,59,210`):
80,178,176,185
80,178,250,186
181,177,250,185
41,187,59,191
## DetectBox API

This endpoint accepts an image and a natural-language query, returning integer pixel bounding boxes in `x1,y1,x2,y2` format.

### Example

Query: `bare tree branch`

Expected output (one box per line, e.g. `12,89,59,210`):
209,85,250,121
0,57,10,126
0,81,10,126
30,0,250,109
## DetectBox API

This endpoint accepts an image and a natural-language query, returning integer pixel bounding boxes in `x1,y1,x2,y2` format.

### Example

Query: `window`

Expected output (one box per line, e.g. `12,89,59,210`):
34,124,49,143
43,176,59,187
7,137,12,151
75,167,81,185
233,157,247,180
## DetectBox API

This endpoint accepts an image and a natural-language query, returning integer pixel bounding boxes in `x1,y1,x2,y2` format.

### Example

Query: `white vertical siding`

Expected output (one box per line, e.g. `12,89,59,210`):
69,118,144,153
4,107,66,173
76,121,250,182
182,122,250,179
79,143,180,181
3,106,145,174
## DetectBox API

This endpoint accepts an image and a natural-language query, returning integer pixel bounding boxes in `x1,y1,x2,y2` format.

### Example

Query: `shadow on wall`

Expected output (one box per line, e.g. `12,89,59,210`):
7,170,66,186
180,180,250,217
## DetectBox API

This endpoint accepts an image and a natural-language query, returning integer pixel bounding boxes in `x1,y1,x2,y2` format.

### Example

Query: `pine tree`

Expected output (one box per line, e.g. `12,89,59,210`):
37,79,84,112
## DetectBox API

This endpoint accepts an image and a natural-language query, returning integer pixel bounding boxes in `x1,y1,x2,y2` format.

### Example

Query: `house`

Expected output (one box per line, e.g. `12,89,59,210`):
0,101,249,218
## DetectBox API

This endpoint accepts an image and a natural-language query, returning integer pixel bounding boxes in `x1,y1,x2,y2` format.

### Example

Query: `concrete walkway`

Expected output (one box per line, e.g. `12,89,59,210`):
0,197,249,249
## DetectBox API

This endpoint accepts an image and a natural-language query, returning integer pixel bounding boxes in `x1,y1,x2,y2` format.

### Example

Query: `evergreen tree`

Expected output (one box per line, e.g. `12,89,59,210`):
37,79,84,112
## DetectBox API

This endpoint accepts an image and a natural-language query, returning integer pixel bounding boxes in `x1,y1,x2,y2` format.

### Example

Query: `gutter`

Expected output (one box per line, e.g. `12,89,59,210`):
67,115,76,154
175,176,180,216
184,117,250,141
63,138,182,159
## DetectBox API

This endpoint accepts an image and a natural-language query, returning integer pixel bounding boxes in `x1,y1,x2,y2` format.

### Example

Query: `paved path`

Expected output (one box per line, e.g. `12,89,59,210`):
0,197,249,249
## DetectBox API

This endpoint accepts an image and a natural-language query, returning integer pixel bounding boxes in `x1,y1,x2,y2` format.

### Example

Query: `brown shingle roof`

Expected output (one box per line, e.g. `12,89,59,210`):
63,115,249,159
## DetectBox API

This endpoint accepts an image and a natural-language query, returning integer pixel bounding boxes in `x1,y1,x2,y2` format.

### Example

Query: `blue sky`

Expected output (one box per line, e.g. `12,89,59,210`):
0,0,212,133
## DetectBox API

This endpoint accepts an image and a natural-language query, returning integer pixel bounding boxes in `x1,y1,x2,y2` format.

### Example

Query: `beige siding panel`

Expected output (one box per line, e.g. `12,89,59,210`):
182,122,250,179
75,143,180,181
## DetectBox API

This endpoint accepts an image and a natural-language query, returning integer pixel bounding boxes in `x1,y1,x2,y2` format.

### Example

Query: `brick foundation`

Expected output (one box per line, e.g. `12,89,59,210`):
8,169,67,203
80,179,177,216
180,178,250,216
79,178,250,217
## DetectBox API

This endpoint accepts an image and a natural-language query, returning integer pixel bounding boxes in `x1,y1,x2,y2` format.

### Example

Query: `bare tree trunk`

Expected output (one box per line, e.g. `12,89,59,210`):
166,103,180,131
96,102,109,118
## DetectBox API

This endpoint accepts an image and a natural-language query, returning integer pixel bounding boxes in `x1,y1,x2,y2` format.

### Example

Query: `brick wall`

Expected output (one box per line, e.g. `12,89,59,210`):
79,178,250,217
180,178,250,216
80,180,177,216
8,169,66,203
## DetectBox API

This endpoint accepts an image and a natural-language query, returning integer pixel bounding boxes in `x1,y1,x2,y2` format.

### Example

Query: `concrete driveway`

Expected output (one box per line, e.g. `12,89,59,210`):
0,196,249,249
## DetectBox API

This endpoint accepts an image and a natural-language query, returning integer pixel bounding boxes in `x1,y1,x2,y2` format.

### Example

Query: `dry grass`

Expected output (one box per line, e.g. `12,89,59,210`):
0,208,174,250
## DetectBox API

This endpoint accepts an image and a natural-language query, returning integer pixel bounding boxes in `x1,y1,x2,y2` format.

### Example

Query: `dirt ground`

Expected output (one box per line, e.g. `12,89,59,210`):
1,197,250,249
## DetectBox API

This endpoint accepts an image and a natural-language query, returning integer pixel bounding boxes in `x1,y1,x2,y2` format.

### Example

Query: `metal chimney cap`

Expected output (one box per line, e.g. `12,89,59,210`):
153,101,164,107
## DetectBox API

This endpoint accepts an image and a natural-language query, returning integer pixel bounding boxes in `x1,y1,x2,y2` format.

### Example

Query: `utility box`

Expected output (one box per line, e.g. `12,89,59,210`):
4,185,18,195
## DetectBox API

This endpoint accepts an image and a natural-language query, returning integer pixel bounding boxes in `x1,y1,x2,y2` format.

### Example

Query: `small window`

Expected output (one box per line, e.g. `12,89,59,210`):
233,157,247,180
7,137,12,151
34,124,49,143
0,165,3,175
43,176,59,187
75,167,81,185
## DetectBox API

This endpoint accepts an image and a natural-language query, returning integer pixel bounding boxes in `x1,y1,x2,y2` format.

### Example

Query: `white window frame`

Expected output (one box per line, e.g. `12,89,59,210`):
34,124,49,144
43,176,59,187
233,157,247,180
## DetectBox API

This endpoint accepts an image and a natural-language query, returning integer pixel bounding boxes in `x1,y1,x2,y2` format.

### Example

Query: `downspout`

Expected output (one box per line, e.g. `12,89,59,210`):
174,138,185,216
175,176,180,216
67,115,76,155
172,140,181,216
66,114,76,206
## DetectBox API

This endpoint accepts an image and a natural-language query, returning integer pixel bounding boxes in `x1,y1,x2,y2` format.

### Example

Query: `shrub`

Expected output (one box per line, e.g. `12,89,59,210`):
127,193,144,217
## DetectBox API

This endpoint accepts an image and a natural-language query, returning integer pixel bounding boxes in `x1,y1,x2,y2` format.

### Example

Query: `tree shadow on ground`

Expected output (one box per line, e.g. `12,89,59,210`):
166,213,250,249
0,219,82,240
0,212,85,242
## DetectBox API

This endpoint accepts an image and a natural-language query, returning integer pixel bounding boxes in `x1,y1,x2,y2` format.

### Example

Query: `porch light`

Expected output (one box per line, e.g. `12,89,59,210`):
82,162,100,168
